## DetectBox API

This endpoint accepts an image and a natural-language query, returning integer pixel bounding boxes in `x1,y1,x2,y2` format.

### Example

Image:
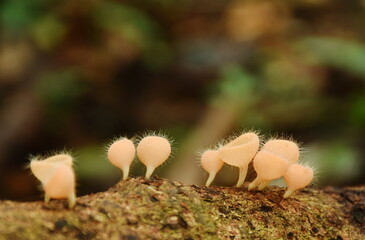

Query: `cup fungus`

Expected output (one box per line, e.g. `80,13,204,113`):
250,139,300,190
107,138,135,180
137,135,171,178
200,149,224,187
30,154,73,185
248,150,291,191
218,132,260,187
283,163,313,198
44,164,76,208
262,139,299,163
30,153,76,208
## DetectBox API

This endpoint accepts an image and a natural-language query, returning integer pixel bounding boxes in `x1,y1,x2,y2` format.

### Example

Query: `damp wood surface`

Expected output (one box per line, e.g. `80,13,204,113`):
0,177,364,240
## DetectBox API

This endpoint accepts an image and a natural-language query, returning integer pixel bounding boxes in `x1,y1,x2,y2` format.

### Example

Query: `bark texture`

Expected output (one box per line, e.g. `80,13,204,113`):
0,177,364,240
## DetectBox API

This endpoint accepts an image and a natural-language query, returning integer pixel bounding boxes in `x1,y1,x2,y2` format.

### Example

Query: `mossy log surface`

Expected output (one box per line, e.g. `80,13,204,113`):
0,177,364,240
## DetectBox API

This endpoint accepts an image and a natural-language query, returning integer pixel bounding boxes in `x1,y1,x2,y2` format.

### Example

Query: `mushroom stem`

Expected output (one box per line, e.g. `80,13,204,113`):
145,166,155,179
258,180,270,191
44,194,50,203
68,192,76,208
236,165,248,187
283,188,295,198
248,176,263,190
122,166,130,181
205,172,217,187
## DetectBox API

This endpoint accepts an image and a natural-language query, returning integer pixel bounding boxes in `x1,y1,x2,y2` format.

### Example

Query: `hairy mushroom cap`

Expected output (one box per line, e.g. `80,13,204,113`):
200,150,224,187
107,138,136,180
30,153,76,208
30,161,58,184
262,139,299,163
248,150,291,191
249,139,300,191
218,132,260,167
253,150,291,180
30,154,74,184
41,154,73,166
218,132,260,187
283,163,313,198
137,136,171,178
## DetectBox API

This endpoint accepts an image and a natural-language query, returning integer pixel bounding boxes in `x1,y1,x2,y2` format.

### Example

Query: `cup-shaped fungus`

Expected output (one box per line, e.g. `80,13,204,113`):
248,150,291,191
283,163,313,198
218,132,260,187
44,164,76,208
107,138,135,180
262,139,299,163
200,150,224,187
30,154,73,185
137,135,171,178
39,153,73,166
253,139,300,190
30,153,76,208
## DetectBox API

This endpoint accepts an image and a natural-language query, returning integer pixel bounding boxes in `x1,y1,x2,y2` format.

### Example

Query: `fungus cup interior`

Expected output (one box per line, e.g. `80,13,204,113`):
219,132,259,167
30,161,63,184
262,140,299,163
42,154,73,167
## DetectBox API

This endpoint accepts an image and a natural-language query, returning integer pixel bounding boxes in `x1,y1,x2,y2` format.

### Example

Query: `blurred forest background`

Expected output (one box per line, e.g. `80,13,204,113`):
1,0,365,201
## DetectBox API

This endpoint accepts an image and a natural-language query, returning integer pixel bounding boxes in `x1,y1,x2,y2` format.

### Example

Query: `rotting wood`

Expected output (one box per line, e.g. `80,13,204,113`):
0,177,364,240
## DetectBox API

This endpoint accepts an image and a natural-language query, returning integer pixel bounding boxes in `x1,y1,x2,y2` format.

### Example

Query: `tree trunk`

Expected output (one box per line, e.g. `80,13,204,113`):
0,177,364,239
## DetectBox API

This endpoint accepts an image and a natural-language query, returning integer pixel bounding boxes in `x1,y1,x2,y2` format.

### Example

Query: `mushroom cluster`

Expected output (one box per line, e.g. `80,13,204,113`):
200,132,314,198
28,130,314,209
29,134,173,208
107,134,172,179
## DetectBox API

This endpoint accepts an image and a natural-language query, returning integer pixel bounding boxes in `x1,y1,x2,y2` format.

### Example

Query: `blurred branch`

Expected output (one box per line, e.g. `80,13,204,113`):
0,87,39,166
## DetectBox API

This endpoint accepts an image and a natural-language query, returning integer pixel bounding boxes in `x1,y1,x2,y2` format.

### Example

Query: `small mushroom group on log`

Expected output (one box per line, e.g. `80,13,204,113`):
200,132,314,198
28,130,314,209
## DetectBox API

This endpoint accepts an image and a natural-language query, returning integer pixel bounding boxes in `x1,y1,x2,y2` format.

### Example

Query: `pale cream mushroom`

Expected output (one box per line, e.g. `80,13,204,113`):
218,132,260,187
254,139,300,190
137,136,171,178
44,164,76,208
283,163,313,198
248,150,291,191
200,150,224,187
30,153,76,208
107,138,136,180
30,154,73,183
